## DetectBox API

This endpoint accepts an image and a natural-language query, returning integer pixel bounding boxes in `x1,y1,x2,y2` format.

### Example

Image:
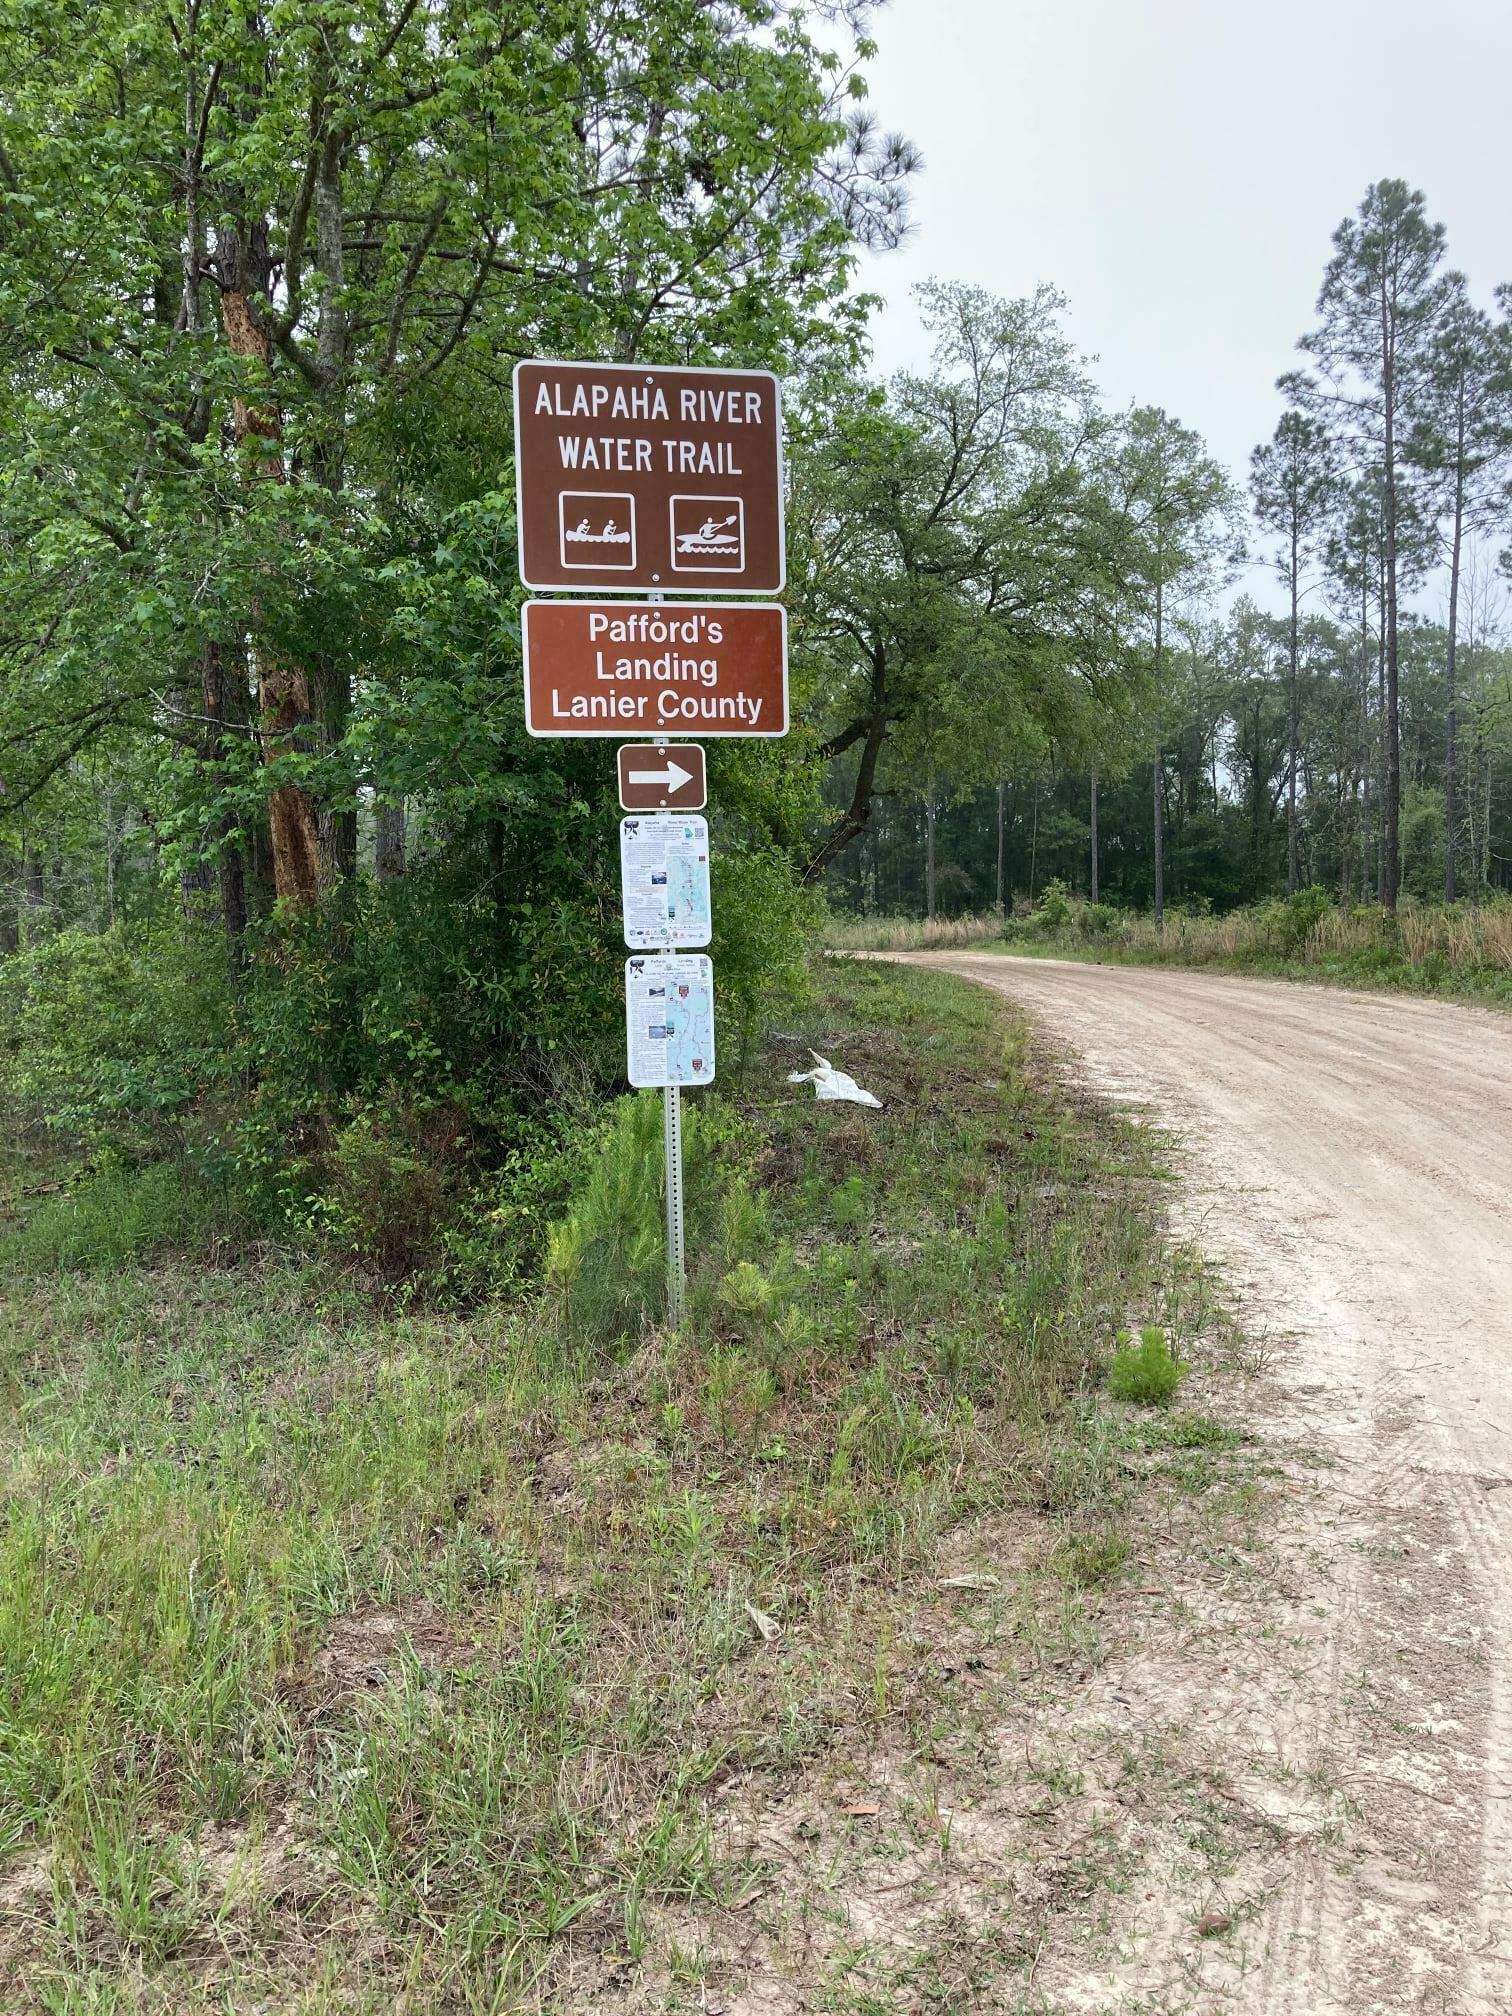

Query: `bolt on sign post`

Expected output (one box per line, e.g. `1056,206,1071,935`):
515,357,787,1325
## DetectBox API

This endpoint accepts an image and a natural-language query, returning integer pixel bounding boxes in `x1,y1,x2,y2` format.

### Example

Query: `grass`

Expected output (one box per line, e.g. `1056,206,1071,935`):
830,892,1512,1005
0,958,1250,2012
825,912,1010,955
0,1160,243,1274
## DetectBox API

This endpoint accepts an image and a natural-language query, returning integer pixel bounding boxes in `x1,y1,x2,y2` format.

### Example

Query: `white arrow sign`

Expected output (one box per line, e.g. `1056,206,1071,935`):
628,758,694,793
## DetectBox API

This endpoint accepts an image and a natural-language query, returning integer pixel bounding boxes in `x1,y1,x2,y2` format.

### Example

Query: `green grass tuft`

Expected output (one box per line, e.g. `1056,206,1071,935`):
1108,1325,1187,1406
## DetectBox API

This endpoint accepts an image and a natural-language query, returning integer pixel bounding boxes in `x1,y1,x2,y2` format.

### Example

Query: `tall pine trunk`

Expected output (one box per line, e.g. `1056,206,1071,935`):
1152,580,1165,928
1287,522,1300,894
1444,390,1465,903
1375,556,1387,905
923,776,938,922
1380,284,1402,912
994,780,1005,914
1090,772,1099,903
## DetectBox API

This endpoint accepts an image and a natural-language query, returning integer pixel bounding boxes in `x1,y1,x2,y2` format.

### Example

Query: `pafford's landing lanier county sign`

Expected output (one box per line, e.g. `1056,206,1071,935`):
513,360,784,594
522,601,788,737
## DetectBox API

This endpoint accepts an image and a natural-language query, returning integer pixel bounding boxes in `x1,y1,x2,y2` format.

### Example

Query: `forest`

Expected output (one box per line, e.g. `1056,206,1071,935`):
1,0,1509,1258
819,217,1512,925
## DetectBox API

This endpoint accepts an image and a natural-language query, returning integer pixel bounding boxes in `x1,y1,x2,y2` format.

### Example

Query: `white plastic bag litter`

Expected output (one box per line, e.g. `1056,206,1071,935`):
786,1049,883,1109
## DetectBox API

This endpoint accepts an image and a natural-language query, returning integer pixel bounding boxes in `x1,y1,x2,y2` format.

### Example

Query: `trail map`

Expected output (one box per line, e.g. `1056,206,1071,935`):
624,955,716,1088
620,815,712,948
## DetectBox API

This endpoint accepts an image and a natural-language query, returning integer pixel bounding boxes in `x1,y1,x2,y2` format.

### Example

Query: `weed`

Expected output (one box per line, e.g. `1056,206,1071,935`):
1108,1326,1187,1406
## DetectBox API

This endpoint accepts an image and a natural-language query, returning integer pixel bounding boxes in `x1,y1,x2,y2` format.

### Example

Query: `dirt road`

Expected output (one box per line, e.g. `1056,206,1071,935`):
903,953,1512,2014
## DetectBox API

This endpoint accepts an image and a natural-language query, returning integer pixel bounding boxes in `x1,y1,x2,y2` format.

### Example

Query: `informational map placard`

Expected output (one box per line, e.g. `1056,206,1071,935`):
620,815,711,949
625,954,716,1088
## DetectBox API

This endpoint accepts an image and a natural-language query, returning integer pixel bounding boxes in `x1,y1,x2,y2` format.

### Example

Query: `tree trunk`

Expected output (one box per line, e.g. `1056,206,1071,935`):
217,226,321,908
0,855,17,954
1090,772,1099,903
1152,745,1164,927
22,852,45,944
1376,560,1387,905
1444,420,1465,903
376,800,407,883
994,780,1005,914
1380,284,1401,912
103,791,119,931
1152,581,1165,928
923,779,937,922
1287,525,1300,894
1357,579,1370,903
802,648,891,884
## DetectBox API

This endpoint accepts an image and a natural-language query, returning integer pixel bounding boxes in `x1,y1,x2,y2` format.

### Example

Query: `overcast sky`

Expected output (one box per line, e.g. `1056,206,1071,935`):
856,0,1512,607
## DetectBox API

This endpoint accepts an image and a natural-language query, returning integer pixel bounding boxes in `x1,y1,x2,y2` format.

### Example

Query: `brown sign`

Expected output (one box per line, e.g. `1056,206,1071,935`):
522,601,788,738
513,360,784,593
617,744,707,811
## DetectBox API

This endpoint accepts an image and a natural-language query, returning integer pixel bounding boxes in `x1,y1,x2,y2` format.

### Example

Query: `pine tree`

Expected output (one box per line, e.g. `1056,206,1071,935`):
1251,411,1343,892
1292,180,1447,911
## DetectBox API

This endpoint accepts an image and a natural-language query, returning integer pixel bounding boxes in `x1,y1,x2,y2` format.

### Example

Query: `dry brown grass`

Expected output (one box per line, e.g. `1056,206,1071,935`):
825,912,1008,953
832,896,1512,999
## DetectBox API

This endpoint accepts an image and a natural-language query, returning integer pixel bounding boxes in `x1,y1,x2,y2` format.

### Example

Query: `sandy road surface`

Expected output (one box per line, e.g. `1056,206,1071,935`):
900,953,1512,2014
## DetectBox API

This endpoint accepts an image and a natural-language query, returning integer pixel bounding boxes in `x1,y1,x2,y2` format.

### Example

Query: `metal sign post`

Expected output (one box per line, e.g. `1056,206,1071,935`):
652,626,684,1327
663,1079,686,1326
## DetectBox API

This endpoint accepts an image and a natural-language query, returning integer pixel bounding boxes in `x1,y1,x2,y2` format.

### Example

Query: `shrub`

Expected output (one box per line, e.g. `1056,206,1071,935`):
310,1095,471,1282
1262,885,1332,957
1079,902,1115,938
0,925,233,1160
544,1091,753,1346
1035,879,1072,931
1107,1326,1186,1406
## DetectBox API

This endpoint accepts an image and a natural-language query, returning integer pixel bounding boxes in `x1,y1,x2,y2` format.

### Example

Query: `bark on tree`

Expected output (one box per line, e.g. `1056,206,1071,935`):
1287,520,1301,894
802,649,891,884
1380,283,1402,912
217,226,321,907
1443,375,1466,903
375,800,407,883
1152,579,1165,928
1152,745,1164,927
0,858,17,955
22,852,45,943
1376,556,1388,905
995,780,1005,914
1090,772,1099,904
923,774,937,922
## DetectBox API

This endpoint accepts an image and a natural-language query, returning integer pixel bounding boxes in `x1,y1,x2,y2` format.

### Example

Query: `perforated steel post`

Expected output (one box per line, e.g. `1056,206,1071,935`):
663,1080,686,1325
